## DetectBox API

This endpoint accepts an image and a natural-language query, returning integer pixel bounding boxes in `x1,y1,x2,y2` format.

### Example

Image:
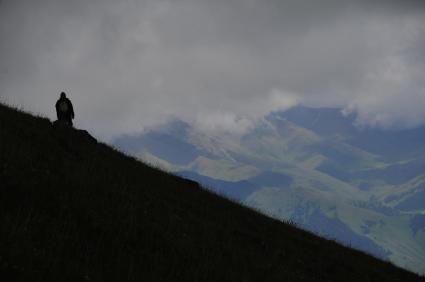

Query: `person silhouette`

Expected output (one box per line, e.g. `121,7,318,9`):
55,92,74,126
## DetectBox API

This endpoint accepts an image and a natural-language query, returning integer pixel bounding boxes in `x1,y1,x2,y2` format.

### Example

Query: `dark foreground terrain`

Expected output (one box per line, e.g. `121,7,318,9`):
0,103,423,282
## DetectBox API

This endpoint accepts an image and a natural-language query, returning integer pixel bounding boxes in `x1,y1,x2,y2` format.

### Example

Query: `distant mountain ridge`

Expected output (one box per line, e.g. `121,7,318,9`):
282,106,425,159
114,105,425,274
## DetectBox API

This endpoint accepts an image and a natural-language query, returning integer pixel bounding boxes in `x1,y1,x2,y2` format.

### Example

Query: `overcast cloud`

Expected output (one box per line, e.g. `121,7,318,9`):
1,0,425,139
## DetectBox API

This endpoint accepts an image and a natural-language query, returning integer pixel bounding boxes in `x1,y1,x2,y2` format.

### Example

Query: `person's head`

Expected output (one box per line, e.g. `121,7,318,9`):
60,92,66,98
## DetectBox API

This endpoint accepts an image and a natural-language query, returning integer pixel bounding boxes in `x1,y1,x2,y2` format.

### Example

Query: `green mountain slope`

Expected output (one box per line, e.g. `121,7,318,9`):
113,113,425,274
0,103,423,282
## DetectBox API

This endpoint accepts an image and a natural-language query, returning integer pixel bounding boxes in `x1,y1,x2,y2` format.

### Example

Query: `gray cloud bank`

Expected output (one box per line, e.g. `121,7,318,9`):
1,0,425,139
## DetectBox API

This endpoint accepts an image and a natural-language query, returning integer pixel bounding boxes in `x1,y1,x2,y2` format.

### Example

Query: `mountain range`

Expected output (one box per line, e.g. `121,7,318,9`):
114,106,425,274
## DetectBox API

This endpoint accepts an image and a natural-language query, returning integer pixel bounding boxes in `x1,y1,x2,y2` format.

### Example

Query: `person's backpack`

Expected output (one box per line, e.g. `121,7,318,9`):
59,100,69,113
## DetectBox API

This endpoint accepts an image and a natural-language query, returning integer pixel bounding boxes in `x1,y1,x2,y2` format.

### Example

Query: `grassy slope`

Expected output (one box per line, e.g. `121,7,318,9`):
0,103,423,282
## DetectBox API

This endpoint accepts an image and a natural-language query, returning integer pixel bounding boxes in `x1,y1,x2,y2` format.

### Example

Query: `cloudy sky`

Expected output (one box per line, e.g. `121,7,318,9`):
1,0,425,140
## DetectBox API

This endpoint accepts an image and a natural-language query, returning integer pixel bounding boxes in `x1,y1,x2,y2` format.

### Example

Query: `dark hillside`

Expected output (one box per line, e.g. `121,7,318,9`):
0,103,422,281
